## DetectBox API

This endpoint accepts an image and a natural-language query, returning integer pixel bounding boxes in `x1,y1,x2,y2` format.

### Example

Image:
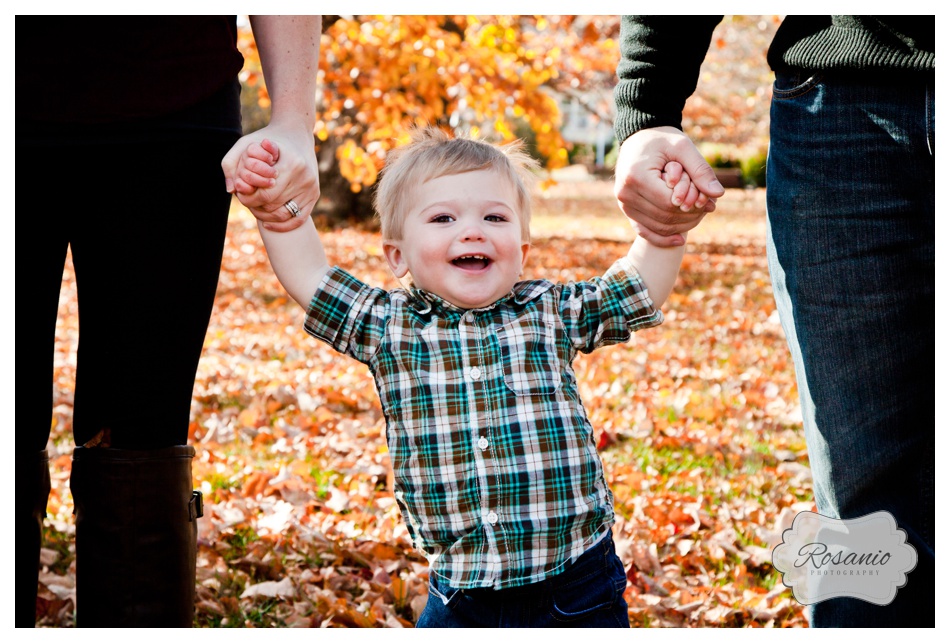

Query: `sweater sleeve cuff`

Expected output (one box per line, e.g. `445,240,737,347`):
613,78,684,143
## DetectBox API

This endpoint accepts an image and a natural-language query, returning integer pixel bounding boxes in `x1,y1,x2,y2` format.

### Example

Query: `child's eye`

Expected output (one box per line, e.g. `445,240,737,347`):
430,214,454,223
485,214,508,223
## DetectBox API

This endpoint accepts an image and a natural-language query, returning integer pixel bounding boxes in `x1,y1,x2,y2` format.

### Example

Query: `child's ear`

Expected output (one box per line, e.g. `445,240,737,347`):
520,242,531,269
383,240,409,278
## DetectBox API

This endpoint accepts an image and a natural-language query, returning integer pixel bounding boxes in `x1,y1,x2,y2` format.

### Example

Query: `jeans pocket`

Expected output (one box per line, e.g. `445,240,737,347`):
550,550,627,623
772,71,824,100
428,577,464,610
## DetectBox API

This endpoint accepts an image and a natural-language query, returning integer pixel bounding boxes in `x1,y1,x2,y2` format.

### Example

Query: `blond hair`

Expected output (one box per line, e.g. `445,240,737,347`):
374,127,538,241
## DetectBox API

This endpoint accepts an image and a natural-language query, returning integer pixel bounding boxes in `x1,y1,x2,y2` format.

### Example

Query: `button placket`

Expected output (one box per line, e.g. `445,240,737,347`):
458,310,498,565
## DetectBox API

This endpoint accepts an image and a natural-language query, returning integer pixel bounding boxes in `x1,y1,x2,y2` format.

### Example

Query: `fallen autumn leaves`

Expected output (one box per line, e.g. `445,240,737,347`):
41,184,810,627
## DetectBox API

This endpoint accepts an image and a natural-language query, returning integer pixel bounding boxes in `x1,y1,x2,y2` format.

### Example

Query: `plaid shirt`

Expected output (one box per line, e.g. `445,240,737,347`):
304,256,662,589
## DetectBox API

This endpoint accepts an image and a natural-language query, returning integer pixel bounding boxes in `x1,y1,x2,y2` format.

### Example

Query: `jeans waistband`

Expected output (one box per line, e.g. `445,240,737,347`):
436,531,615,599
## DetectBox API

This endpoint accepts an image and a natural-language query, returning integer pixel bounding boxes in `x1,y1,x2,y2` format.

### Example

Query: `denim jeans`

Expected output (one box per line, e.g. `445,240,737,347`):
766,71,934,627
416,532,630,628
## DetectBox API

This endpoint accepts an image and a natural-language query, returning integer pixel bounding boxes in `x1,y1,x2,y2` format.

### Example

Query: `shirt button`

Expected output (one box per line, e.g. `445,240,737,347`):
463,312,475,323
487,511,498,525
470,367,481,380
477,437,489,450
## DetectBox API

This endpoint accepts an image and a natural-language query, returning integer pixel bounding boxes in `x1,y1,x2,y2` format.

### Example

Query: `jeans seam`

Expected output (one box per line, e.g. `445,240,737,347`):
926,82,934,156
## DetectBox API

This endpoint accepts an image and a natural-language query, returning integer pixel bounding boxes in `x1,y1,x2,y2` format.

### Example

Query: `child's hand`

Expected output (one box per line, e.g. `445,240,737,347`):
661,161,713,213
231,139,281,196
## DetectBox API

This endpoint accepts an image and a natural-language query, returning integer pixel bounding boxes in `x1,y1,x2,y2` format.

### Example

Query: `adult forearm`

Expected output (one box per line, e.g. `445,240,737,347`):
224,16,322,231
249,15,321,133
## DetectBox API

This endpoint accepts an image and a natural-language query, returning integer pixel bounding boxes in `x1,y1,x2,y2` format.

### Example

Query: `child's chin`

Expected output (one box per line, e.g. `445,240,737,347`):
442,292,483,309
458,293,500,309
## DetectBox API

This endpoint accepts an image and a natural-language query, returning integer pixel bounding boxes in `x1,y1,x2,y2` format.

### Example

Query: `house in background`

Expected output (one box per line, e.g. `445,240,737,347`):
557,91,615,170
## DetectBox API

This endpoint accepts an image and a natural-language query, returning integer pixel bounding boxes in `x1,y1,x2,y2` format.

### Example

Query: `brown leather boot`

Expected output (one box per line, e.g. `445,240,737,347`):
71,445,203,627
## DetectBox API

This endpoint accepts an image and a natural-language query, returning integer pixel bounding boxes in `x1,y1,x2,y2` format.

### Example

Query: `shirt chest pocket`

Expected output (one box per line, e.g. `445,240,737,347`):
493,319,562,396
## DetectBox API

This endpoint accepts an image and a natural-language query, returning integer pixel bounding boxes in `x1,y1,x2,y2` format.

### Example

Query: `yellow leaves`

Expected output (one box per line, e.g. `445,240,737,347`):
336,139,380,192
493,119,513,139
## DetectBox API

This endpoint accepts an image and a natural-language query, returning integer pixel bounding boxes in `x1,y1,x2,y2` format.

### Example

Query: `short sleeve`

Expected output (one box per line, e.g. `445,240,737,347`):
557,255,663,353
304,267,391,364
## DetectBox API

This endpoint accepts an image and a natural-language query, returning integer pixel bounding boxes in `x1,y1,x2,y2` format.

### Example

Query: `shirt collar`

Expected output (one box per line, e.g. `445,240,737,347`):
408,279,555,315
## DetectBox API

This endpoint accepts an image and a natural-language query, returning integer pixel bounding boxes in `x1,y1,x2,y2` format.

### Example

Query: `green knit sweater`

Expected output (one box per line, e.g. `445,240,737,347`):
614,15,935,144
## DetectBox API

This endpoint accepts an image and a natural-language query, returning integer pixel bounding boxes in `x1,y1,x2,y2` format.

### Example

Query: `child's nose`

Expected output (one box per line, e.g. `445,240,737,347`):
460,225,486,241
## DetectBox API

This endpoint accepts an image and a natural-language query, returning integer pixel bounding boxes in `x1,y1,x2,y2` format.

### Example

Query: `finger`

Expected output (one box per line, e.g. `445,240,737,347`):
694,191,709,210
234,178,281,197
634,222,686,247
260,139,281,162
617,174,704,232
222,146,240,193
680,182,700,211
617,194,704,238
242,156,278,179
662,161,684,188
670,173,691,207
236,191,293,221
233,177,257,195
246,205,293,223
673,142,725,198
239,168,278,189
260,213,310,233
245,144,277,166
256,195,312,230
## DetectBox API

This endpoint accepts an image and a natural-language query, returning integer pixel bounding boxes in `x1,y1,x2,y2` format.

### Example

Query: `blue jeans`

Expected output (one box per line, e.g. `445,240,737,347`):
416,532,630,628
766,71,934,627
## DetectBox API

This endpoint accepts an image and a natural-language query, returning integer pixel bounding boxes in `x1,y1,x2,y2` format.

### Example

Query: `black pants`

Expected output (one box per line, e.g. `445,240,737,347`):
19,131,236,452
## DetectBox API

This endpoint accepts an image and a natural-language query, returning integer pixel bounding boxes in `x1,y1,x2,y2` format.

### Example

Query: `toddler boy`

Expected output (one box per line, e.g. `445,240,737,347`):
252,128,687,627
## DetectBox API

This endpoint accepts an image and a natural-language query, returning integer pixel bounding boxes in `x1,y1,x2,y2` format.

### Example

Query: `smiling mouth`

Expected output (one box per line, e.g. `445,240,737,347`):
451,255,492,271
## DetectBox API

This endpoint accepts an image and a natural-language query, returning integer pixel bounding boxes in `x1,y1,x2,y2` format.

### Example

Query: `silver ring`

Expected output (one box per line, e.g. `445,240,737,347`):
284,200,301,218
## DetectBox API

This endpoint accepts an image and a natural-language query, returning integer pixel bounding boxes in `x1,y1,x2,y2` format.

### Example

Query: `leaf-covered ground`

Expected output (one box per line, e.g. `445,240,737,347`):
40,181,812,627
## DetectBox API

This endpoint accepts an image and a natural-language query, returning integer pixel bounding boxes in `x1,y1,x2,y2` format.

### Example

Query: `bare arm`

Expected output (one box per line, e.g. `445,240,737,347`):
222,15,321,231
626,234,686,309
258,218,330,309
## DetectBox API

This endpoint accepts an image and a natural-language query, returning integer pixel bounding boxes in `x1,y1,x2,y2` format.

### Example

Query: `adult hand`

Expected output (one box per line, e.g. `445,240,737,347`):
222,15,321,232
222,123,320,232
614,126,724,247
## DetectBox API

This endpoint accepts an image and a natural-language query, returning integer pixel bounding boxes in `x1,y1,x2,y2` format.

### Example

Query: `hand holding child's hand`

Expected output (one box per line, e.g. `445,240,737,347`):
614,126,723,246
225,138,317,232
230,139,280,195
222,124,321,232
661,161,713,213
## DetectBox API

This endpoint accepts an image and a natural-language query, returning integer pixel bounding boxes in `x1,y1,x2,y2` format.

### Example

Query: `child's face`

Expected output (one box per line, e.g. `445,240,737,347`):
383,169,530,309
